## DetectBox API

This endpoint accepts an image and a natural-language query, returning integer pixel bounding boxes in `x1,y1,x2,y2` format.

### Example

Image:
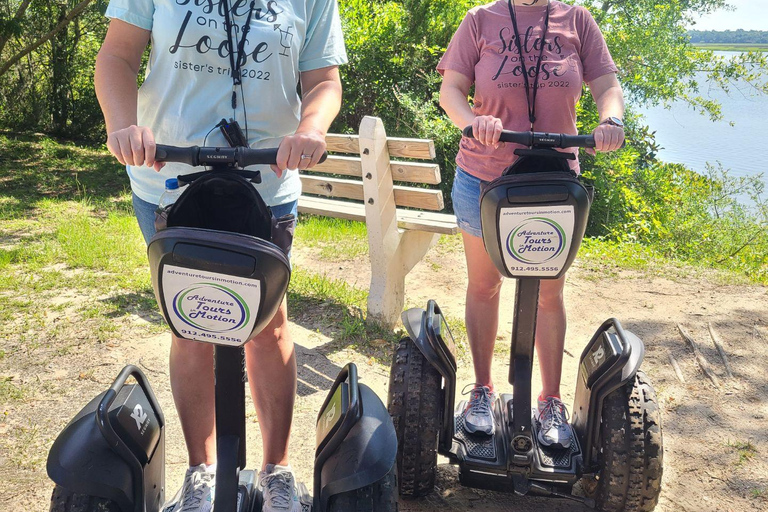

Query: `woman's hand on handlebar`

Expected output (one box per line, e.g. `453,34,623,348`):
587,123,624,156
471,116,504,148
272,128,327,177
106,125,165,172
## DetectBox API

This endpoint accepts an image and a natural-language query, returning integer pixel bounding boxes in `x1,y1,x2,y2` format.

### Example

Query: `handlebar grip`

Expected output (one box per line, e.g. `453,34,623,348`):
155,144,199,166
559,134,596,148
236,148,327,167
462,126,532,145
237,147,279,167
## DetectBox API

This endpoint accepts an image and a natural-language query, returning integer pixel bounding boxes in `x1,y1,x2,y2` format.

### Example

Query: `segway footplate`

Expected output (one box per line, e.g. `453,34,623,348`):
454,407,497,461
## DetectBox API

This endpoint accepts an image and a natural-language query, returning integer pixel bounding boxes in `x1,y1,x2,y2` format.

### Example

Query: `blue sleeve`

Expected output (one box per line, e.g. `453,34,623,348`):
299,0,348,72
105,0,155,31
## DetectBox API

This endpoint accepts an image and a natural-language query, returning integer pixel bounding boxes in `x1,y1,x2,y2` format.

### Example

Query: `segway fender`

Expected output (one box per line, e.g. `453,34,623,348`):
572,318,645,468
47,392,138,512
47,366,165,512
316,383,397,511
401,300,457,381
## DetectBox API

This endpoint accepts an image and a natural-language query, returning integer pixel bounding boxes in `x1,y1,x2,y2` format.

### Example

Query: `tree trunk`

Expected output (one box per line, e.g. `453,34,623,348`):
51,4,70,134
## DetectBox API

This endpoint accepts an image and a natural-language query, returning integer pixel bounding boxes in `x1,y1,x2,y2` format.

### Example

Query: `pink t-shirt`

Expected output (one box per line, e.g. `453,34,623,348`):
437,0,617,180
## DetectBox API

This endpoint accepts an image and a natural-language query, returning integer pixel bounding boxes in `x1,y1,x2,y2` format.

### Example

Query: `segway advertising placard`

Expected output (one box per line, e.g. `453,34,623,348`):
161,265,261,346
498,206,575,277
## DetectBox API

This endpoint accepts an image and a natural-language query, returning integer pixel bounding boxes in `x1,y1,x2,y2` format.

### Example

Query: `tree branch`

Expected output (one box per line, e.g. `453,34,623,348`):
0,0,33,56
0,0,93,78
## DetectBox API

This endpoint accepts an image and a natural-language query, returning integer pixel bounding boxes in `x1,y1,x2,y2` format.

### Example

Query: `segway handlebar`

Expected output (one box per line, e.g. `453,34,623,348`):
155,144,328,167
462,126,596,148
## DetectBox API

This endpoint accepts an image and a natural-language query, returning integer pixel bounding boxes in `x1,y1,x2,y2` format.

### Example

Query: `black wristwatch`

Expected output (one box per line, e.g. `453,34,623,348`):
600,116,624,128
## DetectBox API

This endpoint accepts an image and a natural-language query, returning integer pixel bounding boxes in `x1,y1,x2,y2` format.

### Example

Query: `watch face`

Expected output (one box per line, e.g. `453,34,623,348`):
608,117,624,127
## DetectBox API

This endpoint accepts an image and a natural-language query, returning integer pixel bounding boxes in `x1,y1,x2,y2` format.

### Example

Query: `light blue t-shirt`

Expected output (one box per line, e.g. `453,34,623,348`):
106,0,347,206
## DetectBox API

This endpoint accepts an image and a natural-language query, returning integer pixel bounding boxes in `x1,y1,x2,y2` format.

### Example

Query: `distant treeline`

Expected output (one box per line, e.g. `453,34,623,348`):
688,29,768,44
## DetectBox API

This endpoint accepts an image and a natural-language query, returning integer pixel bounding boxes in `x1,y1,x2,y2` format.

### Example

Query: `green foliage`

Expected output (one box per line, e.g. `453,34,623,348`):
0,1,108,141
582,0,768,119
1,0,767,283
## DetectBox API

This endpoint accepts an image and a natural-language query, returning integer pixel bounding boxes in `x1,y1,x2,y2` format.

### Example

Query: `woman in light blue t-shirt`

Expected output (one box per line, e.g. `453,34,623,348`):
95,0,347,510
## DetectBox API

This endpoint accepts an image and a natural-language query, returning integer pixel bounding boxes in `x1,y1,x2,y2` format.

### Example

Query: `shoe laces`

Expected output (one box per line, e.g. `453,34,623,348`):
263,469,294,509
180,469,214,511
462,383,493,416
540,396,570,430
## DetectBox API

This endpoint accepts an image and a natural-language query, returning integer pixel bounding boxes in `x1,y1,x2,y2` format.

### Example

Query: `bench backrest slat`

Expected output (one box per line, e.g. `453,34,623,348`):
313,156,441,185
300,175,445,211
325,134,436,160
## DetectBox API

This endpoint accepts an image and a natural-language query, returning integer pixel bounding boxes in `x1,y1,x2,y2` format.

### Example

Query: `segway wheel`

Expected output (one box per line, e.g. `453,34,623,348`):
49,485,120,512
582,370,663,512
387,337,441,497
326,464,398,511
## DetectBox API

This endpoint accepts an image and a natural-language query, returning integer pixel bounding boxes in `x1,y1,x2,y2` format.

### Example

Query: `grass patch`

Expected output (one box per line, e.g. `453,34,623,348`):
0,135,162,362
0,377,31,403
579,238,666,272
288,266,402,362
727,440,758,466
576,237,755,284
289,266,368,308
295,214,368,260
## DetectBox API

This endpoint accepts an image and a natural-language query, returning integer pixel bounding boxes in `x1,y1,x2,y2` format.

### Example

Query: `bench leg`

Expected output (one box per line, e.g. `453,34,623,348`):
367,231,441,328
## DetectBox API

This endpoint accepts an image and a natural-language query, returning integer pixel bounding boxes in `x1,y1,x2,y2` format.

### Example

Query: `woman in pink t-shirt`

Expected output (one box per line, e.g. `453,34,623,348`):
437,0,625,449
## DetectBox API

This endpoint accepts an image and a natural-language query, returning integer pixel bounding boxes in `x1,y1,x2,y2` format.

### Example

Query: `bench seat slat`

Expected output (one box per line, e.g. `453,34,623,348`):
300,176,445,211
298,196,458,235
312,156,441,185
325,134,436,160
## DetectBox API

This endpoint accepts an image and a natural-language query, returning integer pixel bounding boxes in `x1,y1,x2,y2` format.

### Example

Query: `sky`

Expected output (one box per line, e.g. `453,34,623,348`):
688,0,768,31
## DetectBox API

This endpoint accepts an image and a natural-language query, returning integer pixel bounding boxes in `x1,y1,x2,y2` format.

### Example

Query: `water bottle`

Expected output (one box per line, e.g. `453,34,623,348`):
158,178,183,209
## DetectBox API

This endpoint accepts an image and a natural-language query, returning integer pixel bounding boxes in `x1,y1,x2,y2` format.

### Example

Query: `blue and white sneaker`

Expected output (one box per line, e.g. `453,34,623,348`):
258,464,302,512
536,395,573,450
462,385,496,436
162,463,215,512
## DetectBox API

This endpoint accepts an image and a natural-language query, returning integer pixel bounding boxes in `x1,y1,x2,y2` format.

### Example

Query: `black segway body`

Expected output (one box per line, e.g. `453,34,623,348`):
49,147,398,512
388,130,662,510
314,363,398,511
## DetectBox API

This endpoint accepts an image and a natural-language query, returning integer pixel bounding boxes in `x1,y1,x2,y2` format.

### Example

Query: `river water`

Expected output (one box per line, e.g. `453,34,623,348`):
636,52,766,192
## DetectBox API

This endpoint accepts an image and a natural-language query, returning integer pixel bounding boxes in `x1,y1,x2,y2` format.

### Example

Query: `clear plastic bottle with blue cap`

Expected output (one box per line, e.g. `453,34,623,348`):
158,178,184,209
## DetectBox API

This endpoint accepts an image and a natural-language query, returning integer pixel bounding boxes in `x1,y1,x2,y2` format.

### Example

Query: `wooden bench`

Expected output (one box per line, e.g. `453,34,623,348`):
298,116,458,328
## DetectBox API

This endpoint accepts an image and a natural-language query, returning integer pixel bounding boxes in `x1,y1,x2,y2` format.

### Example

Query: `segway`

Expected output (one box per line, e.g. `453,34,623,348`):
47,145,398,512
387,128,663,511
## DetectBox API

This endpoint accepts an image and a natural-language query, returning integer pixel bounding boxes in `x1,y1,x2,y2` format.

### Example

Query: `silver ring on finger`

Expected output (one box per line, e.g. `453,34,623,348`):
300,153,312,160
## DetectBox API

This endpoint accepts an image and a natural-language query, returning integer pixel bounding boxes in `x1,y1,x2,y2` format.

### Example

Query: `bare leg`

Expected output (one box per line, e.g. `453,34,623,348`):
244,300,296,469
169,335,217,466
535,276,567,398
462,231,504,389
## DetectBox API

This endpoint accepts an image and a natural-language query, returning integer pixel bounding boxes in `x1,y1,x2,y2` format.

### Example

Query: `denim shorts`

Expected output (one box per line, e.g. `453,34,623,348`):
131,193,299,258
451,166,487,238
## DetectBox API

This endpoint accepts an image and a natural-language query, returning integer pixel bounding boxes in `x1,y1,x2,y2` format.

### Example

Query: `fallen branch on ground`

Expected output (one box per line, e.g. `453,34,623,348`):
677,323,721,389
707,323,734,379
668,351,686,384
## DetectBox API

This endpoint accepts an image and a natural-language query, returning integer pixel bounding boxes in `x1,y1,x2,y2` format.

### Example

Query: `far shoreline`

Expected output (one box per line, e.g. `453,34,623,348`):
693,43,768,52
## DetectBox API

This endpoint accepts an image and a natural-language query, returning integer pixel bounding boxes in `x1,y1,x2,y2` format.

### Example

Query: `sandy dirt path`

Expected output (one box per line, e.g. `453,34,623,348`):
2,239,767,512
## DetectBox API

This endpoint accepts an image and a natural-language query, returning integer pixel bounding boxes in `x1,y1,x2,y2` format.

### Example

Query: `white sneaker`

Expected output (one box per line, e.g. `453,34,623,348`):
162,463,215,512
258,464,302,512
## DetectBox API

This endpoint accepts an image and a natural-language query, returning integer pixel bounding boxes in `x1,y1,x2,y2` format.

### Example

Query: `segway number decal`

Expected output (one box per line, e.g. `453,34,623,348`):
498,206,575,277
161,265,261,346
